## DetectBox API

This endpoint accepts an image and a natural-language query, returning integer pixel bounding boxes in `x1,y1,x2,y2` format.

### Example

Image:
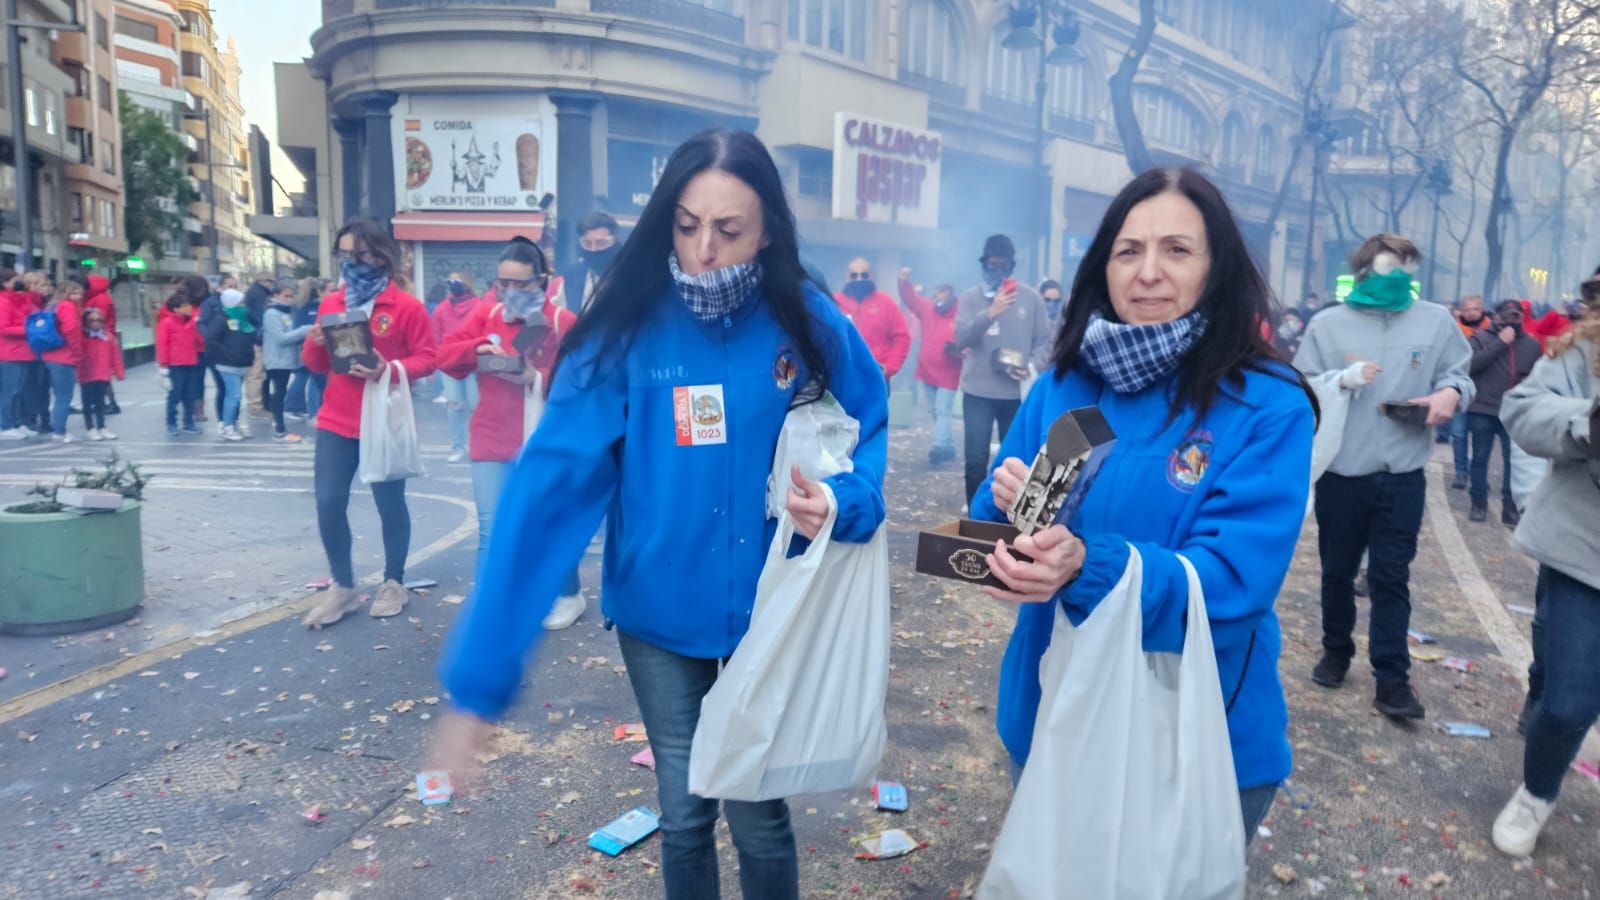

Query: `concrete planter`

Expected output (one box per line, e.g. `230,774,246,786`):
0,500,144,635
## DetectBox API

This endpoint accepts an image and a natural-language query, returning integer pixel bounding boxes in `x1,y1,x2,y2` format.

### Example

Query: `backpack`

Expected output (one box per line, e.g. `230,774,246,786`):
25,310,64,355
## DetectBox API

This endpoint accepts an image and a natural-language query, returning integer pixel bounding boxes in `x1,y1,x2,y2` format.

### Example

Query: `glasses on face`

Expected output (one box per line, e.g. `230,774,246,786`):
334,248,382,265
579,234,616,252
494,277,542,293
847,271,872,281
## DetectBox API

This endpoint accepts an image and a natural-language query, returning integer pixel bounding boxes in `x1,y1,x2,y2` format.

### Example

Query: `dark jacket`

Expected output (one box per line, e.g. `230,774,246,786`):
201,307,257,368
244,280,273,344
1468,326,1541,416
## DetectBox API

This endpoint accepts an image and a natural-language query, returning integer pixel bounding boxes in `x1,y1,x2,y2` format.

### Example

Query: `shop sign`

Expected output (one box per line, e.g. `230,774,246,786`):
607,138,676,214
831,112,941,229
399,115,547,211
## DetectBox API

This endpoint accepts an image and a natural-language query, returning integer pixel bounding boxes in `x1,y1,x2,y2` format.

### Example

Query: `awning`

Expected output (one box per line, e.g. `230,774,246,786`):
391,211,546,243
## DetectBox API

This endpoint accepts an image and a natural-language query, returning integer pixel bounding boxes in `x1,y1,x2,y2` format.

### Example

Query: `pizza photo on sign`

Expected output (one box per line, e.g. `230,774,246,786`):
405,137,433,190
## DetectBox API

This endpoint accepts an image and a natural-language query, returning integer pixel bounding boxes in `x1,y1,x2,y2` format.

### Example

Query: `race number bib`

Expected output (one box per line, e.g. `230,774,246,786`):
674,384,728,446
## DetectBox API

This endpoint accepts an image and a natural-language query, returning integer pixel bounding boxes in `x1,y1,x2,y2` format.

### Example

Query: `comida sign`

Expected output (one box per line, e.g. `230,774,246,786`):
831,112,941,229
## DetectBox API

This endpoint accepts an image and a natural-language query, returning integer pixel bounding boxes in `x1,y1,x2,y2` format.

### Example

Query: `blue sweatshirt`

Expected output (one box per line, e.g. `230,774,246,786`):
972,361,1313,791
440,284,889,721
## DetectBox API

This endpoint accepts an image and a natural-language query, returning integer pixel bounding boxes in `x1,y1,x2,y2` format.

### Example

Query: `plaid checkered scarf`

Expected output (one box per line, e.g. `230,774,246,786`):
1080,310,1208,394
669,253,764,322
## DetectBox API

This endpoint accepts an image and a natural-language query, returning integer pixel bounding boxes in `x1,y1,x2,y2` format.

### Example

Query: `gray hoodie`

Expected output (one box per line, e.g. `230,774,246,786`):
262,304,312,371
1294,301,1475,477
953,282,1054,400
1501,340,1600,591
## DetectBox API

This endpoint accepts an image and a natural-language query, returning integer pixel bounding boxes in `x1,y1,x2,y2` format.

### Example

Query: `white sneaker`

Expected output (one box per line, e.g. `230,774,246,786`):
88,429,104,441
98,428,117,441
52,433,74,444
542,593,586,630
432,395,447,405
0,427,27,440
236,421,253,438
221,425,244,442
1493,784,1555,857
447,449,466,464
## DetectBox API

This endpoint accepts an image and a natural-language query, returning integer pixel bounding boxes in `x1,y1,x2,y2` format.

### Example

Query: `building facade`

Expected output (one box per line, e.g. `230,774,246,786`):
54,0,129,267
173,0,255,278
0,0,79,275
291,0,1331,299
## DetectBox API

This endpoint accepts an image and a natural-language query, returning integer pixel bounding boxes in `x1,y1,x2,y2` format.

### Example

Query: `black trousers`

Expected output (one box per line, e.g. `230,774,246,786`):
962,392,1021,506
81,381,109,430
1314,470,1426,685
314,429,410,588
264,369,291,433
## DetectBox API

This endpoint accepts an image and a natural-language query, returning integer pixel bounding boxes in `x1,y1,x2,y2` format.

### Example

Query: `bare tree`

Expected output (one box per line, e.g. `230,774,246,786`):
1439,137,1491,303
1106,0,1158,174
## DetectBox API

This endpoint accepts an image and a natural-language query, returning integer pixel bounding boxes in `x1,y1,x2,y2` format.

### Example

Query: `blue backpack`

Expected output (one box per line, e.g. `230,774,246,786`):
25,309,64,355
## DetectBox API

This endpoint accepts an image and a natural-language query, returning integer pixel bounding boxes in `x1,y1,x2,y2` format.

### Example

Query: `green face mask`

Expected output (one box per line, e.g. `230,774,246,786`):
1347,269,1415,312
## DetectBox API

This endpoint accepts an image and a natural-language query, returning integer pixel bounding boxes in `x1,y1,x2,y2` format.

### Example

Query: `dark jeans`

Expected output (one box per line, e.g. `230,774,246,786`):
1523,566,1600,801
615,630,799,900
1315,470,1426,685
265,369,292,433
21,360,49,430
0,360,23,430
204,362,225,419
1526,566,1551,712
963,392,1021,505
45,362,75,435
313,429,410,588
1466,411,1513,507
81,380,109,430
167,365,202,428
1449,411,1469,477
307,372,326,418
285,367,310,415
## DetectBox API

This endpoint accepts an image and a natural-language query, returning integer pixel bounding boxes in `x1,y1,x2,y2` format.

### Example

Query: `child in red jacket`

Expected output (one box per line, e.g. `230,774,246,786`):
77,305,125,441
156,294,205,435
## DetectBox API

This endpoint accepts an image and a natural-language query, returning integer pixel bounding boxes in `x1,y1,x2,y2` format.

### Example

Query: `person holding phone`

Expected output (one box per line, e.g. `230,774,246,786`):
953,234,1054,504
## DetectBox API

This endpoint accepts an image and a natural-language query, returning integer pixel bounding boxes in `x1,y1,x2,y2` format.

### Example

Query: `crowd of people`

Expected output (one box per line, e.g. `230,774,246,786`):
3,123,1594,893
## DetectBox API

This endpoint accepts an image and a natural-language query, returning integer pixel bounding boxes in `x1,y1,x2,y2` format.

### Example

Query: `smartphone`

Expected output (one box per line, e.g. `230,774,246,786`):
1001,277,1017,295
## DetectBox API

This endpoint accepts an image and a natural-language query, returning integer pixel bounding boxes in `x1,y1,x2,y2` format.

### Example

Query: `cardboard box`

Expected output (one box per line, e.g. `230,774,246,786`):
322,309,380,374
915,406,1115,587
476,353,525,374
56,488,124,511
1379,400,1429,429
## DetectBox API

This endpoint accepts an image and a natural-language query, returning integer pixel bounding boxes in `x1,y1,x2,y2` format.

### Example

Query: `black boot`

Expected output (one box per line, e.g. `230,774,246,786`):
1311,652,1350,688
1450,473,1467,490
1374,681,1426,719
1469,503,1487,522
1502,505,1521,527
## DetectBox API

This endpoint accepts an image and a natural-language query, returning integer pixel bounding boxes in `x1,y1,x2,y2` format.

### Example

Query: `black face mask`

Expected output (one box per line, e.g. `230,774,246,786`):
934,295,957,315
584,245,619,275
1460,312,1484,326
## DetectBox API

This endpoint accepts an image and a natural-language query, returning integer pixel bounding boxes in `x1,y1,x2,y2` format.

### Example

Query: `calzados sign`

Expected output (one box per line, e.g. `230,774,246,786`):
832,113,942,229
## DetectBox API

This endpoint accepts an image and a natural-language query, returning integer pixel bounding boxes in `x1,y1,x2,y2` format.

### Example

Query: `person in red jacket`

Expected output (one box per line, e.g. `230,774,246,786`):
76,305,125,441
437,237,586,630
430,271,482,462
77,274,122,417
0,268,35,439
301,218,437,628
834,257,910,383
3,272,52,436
156,293,205,435
40,280,84,443
897,267,962,464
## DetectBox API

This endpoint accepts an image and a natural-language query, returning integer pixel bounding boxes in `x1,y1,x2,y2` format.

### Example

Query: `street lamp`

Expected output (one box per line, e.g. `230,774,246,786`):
5,0,83,272
181,108,219,276
1002,1,1082,282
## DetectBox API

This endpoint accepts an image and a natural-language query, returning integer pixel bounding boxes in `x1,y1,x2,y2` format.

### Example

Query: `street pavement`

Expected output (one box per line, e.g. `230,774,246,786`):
0,363,1597,899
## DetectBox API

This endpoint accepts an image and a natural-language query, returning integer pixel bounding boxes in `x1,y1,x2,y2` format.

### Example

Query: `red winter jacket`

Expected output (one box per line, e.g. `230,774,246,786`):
156,306,204,367
431,293,483,346
81,275,116,334
898,277,962,390
0,290,43,362
302,282,437,440
77,329,125,382
437,292,577,462
40,299,83,366
834,289,911,378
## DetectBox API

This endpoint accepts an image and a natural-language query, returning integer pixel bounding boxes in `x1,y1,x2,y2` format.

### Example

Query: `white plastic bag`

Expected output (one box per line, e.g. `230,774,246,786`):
1309,370,1349,484
979,548,1245,900
522,370,545,442
690,394,890,802
358,361,426,484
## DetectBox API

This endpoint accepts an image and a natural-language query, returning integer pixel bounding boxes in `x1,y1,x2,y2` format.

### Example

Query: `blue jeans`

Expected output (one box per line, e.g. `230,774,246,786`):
314,429,410,587
1449,411,1469,477
922,382,956,452
0,360,23,429
615,630,799,900
216,366,246,427
1466,412,1513,507
440,373,478,452
45,362,76,435
285,367,309,415
470,460,580,594
166,365,201,428
1523,566,1600,801
307,372,325,418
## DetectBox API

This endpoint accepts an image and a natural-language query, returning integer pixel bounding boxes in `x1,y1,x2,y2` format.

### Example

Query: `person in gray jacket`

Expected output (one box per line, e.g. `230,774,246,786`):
953,234,1054,504
262,279,313,443
1293,233,1474,721
1490,297,1600,859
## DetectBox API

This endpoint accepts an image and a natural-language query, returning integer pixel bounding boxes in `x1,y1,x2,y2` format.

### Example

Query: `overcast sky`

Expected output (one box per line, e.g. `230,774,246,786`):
210,0,320,198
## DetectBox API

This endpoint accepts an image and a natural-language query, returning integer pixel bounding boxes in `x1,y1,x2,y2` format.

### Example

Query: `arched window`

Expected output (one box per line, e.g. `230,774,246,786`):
1135,87,1208,158
1255,125,1277,186
787,0,874,62
1048,57,1095,122
900,0,962,87
1221,114,1247,165
984,26,1034,103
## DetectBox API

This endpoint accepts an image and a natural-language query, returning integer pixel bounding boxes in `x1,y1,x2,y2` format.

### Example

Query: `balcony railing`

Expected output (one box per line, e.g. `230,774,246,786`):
589,0,741,42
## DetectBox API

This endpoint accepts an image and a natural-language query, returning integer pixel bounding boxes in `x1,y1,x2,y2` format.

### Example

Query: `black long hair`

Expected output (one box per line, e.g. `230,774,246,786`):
556,129,830,400
1053,167,1313,423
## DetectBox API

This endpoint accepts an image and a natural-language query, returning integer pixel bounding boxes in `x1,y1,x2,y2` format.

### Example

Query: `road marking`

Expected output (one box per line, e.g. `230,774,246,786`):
0,490,479,725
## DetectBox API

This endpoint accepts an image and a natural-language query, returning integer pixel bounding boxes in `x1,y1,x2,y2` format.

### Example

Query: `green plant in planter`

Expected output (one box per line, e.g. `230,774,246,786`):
10,453,151,514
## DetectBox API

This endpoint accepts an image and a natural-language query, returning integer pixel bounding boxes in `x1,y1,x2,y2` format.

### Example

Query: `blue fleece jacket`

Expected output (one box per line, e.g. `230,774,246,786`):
971,361,1313,791
439,284,888,721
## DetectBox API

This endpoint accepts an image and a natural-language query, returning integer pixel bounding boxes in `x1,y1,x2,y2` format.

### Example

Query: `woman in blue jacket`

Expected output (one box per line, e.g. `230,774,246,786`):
430,129,888,900
974,167,1315,840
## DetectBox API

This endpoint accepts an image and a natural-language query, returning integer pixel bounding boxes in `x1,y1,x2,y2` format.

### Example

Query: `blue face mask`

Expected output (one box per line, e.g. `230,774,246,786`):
842,279,875,301
340,260,389,307
500,286,544,322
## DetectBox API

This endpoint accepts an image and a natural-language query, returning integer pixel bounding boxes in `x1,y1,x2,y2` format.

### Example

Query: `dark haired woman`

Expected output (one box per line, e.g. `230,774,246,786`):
431,129,888,899
300,218,437,628
974,168,1315,842
436,238,587,630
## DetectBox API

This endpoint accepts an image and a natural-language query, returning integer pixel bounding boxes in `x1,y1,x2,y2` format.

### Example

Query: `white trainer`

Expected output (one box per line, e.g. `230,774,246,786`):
542,593,586,630
0,427,26,440
98,428,117,441
88,429,104,441
1493,784,1555,857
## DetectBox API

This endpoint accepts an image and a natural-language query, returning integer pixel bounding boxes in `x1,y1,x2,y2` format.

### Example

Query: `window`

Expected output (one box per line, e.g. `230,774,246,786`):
96,13,110,50
900,0,962,86
180,10,207,42
65,63,89,98
796,148,831,198
1135,87,1207,157
787,0,872,61
1048,59,1094,121
984,27,1033,103
101,139,115,175
115,15,161,43
24,87,36,128
1255,126,1276,185
102,200,116,238
68,127,92,165
1220,114,1247,176
70,192,84,229
44,93,56,136
181,52,207,81
98,77,112,112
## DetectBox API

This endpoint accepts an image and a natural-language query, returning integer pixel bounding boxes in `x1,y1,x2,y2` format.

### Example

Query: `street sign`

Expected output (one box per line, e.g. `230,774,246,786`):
832,112,941,229
126,257,147,272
